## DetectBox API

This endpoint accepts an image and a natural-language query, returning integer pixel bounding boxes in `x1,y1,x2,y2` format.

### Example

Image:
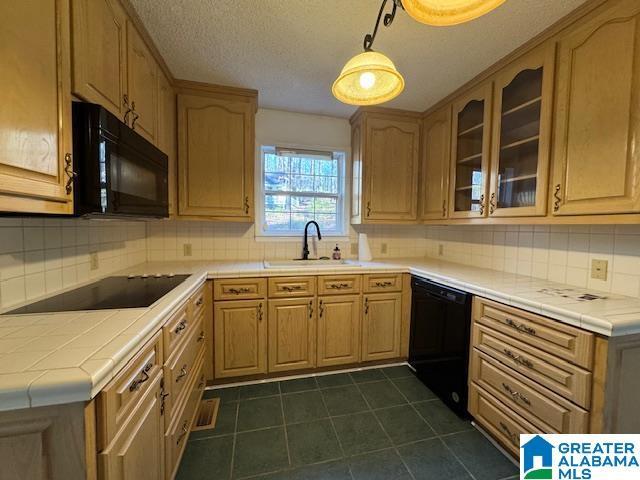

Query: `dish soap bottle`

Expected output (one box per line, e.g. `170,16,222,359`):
332,244,341,260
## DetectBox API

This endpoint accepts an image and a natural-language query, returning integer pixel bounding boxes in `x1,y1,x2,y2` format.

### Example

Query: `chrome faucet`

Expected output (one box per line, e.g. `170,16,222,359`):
301,221,322,260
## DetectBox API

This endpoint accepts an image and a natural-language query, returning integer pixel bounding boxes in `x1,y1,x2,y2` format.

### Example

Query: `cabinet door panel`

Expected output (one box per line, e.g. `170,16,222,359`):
362,293,402,361
364,118,419,221
214,300,266,378
178,94,254,219
126,23,157,143
0,0,73,214
157,72,177,216
449,84,492,219
552,0,640,215
421,106,451,220
489,43,555,217
268,298,316,372
317,295,361,367
71,0,128,120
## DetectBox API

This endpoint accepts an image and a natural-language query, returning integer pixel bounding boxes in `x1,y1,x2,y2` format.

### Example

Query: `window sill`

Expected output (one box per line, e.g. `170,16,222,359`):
253,234,351,243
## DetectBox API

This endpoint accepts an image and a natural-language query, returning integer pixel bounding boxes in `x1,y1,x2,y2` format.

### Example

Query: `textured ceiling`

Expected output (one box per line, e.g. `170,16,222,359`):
129,0,588,118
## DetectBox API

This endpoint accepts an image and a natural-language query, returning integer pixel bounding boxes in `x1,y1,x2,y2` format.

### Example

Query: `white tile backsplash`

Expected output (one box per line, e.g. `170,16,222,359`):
0,219,147,309
426,225,640,298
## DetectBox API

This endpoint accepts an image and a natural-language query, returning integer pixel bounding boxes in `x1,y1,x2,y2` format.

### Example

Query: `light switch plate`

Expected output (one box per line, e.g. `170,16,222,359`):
591,259,608,281
381,243,388,254
183,243,193,257
438,244,444,256
89,252,99,271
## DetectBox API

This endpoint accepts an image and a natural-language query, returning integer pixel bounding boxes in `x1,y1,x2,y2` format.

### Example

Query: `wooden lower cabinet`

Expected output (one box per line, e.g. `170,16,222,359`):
98,373,164,480
268,298,316,372
361,292,402,361
214,299,267,378
317,295,361,367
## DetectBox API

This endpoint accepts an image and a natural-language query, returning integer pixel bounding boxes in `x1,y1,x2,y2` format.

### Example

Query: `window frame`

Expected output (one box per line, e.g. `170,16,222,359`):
255,144,349,239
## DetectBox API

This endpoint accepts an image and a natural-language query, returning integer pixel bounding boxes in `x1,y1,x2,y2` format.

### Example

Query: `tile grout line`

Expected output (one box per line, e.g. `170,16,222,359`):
228,401,240,480
352,372,417,480
316,376,356,480
277,382,292,469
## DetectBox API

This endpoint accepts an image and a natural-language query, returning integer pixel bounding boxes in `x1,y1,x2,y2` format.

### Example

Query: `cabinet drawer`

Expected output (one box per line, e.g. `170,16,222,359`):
190,285,207,320
163,304,193,360
268,276,316,298
473,324,592,408
97,332,163,450
164,316,205,422
363,274,403,293
470,349,589,433
317,275,361,295
474,297,594,369
214,278,266,300
166,355,205,480
469,383,537,458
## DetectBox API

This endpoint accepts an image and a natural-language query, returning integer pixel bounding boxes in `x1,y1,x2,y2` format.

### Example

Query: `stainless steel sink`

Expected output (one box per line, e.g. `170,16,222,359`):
263,259,360,269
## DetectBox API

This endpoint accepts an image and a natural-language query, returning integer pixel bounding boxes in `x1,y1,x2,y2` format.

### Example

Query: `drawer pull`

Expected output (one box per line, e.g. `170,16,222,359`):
282,285,303,292
505,318,536,336
176,420,189,445
197,331,205,342
129,362,153,392
375,281,393,288
499,421,519,447
329,283,349,289
503,348,534,369
176,365,188,382
195,297,204,307
501,382,532,406
228,287,251,295
174,319,188,334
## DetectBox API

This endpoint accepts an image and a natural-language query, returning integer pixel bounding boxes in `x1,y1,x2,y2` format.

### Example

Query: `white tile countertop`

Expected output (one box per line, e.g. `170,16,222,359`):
1,257,640,412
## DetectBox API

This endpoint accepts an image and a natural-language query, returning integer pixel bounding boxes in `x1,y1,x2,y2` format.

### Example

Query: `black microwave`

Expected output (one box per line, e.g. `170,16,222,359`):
72,102,169,218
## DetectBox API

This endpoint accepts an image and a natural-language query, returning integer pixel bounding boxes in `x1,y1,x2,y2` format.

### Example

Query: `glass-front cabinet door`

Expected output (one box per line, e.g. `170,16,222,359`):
488,44,555,217
449,83,492,218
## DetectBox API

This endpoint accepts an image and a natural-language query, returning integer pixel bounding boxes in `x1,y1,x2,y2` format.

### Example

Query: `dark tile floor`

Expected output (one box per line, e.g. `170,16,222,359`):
177,366,518,480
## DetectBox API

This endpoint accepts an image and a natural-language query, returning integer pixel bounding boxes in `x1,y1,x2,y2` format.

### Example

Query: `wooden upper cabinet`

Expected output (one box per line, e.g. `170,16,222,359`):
157,72,177,216
268,298,316,372
0,0,73,214
177,87,257,220
126,23,158,143
552,0,640,216
420,106,452,220
71,0,128,120
449,83,493,219
351,111,420,223
214,299,266,378
488,43,555,218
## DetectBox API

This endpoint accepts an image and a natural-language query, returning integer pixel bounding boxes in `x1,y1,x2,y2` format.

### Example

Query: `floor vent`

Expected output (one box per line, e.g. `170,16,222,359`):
192,398,220,432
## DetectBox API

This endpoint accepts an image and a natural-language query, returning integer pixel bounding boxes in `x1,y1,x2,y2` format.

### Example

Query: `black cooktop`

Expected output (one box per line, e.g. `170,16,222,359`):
5,275,190,314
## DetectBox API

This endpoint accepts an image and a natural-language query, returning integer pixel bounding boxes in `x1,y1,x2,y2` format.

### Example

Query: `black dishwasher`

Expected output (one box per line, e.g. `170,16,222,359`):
409,277,472,417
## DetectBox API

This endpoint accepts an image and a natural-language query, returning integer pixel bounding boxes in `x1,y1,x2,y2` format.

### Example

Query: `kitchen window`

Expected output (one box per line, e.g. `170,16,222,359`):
256,146,347,237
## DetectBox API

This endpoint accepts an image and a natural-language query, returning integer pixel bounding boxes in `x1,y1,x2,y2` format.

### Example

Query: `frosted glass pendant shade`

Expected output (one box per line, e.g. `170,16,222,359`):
332,51,405,106
402,0,506,26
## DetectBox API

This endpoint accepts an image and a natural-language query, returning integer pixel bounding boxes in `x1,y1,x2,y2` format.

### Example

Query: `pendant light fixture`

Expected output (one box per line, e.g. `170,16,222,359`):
332,0,507,106
402,0,506,26
332,0,405,106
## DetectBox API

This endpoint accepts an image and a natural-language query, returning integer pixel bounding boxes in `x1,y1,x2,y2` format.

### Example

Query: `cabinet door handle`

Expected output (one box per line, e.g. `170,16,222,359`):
244,196,250,214
318,300,323,318
174,319,188,334
131,101,139,129
195,297,204,307
258,302,263,322
366,201,371,217
176,364,188,382
478,194,485,215
197,331,205,342
123,94,131,125
160,385,170,416
364,297,369,315
442,200,447,218
553,184,562,212
308,300,314,318
64,153,77,195
176,420,189,445
129,362,153,392
489,192,496,214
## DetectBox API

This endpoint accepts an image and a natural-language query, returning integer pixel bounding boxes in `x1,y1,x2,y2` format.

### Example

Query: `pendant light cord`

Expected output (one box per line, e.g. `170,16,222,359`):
363,0,404,51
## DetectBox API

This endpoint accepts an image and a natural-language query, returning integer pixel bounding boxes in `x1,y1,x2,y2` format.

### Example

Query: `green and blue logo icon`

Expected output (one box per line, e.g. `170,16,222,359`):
521,435,554,479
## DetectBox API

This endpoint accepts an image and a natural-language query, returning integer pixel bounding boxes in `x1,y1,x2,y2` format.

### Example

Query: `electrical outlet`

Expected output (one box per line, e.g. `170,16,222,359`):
89,252,99,271
591,259,608,281
183,243,192,257
381,243,388,254
438,244,444,256
351,243,359,255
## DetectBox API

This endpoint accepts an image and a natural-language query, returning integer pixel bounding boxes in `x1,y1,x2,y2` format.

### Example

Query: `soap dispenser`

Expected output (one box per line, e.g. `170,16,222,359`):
332,244,341,260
